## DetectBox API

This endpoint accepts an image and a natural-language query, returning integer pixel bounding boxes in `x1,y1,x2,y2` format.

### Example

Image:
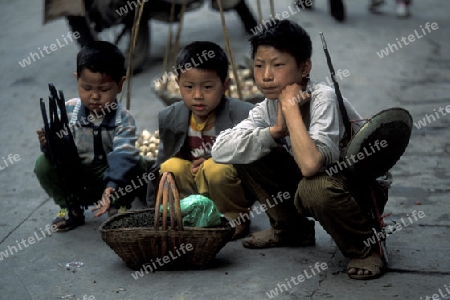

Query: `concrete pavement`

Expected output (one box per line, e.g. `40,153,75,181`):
0,0,449,299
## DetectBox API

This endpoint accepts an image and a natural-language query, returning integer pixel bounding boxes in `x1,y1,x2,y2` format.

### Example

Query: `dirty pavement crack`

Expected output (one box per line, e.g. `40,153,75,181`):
0,198,50,245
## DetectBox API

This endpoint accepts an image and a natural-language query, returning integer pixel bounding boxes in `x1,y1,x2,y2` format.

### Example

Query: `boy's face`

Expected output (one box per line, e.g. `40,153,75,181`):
75,69,125,114
253,45,310,100
176,68,230,122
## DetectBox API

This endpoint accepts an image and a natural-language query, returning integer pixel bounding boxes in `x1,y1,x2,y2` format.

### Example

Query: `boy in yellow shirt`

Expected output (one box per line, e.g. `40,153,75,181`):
147,41,254,238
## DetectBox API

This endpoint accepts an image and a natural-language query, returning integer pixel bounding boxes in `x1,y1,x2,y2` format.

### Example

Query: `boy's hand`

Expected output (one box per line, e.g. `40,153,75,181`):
36,129,47,146
191,157,206,174
92,187,115,218
278,83,311,109
269,102,289,140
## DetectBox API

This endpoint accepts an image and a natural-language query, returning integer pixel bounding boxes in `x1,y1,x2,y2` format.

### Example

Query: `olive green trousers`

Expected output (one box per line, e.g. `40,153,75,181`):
34,154,147,209
233,147,387,258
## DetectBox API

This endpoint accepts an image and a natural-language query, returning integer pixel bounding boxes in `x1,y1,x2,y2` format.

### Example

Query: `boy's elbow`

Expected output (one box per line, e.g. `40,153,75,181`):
211,144,234,164
301,166,319,177
300,158,323,178
211,149,224,164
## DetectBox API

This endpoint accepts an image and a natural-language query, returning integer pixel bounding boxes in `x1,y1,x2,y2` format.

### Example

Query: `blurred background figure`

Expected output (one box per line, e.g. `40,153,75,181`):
369,0,385,13
296,0,346,22
329,0,345,22
369,0,412,18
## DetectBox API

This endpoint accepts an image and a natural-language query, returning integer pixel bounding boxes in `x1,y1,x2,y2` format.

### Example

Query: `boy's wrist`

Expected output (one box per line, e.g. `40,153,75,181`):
269,126,287,140
104,185,116,204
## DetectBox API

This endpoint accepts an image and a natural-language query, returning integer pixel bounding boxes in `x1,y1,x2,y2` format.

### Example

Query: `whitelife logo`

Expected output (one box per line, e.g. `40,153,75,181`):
131,243,193,279
115,0,149,17
266,262,328,299
93,171,156,210
190,140,214,158
325,140,388,176
413,105,450,129
228,192,291,228
420,282,450,300
363,210,426,247
250,0,313,35
18,31,80,68
0,224,58,262
376,22,439,58
287,69,351,107
55,102,119,139
0,154,21,171
153,50,216,85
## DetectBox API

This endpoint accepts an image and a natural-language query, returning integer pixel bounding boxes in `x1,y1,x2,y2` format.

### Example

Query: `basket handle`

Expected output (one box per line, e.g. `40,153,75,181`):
166,173,183,231
154,172,167,230
153,172,183,231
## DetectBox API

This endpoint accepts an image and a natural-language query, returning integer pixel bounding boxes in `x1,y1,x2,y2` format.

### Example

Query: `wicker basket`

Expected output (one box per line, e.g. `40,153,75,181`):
99,172,234,270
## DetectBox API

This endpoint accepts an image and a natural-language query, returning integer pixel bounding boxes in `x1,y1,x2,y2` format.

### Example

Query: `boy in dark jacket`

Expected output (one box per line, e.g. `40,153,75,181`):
147,41,254,239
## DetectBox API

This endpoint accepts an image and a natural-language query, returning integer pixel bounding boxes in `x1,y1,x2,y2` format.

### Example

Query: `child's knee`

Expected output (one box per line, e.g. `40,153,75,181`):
202,159,237,185
33,154,53,178
297,174,347,213
160,157,191,176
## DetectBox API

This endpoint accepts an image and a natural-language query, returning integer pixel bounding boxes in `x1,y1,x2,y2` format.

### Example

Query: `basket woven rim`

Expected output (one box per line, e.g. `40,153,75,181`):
98,208,234,233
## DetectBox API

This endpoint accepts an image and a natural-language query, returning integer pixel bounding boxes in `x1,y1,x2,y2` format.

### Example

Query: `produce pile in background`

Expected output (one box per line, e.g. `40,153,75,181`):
226,67,261,101
136,129,159,160
153,64,263,105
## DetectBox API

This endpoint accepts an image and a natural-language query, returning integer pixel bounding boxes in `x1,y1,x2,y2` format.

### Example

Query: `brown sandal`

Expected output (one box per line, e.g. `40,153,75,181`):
52,207,85,232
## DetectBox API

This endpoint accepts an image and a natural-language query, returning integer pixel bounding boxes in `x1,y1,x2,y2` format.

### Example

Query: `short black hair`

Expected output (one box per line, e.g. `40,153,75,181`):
249,19,312,65
175,41,229,83
76,41,125,83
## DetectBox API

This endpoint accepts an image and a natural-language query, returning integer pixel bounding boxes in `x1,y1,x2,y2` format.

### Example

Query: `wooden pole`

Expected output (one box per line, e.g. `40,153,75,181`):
161,0,187,94
270,0,275,17
173,0,188,58
121,0,146,109
256,0,262,23
217,0,243,101
162,0,177,75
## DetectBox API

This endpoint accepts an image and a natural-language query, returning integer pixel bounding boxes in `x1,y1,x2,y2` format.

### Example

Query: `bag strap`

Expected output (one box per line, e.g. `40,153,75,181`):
320,33,352,143
335,83,352,144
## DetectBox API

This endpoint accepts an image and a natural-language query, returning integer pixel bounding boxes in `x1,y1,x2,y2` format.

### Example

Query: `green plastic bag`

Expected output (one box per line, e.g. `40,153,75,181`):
159,194,223,228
